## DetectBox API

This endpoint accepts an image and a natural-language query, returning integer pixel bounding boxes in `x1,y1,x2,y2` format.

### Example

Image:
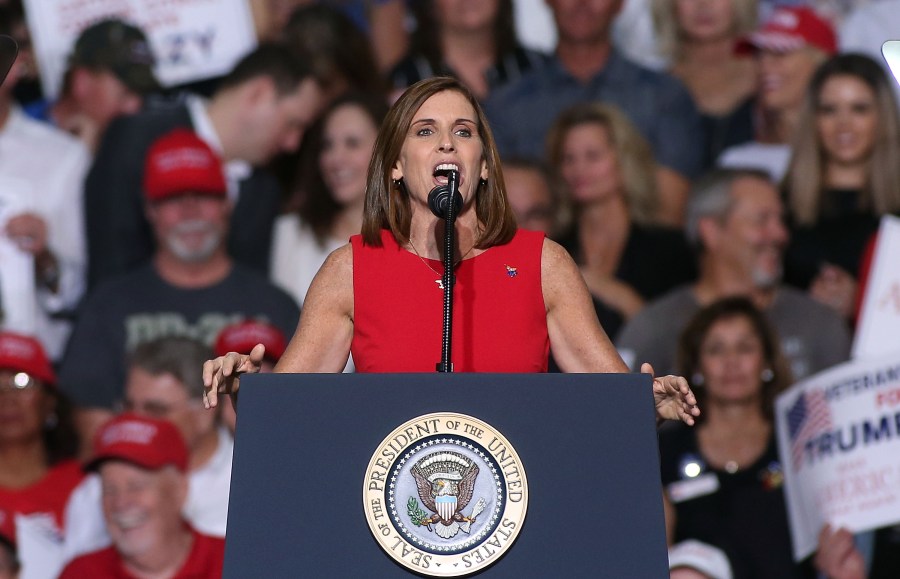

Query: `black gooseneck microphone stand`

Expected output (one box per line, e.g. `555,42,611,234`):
427,170,462,372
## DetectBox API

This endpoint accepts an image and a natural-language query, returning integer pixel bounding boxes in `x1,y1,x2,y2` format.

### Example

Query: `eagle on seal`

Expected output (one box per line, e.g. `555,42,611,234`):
411,452,480,539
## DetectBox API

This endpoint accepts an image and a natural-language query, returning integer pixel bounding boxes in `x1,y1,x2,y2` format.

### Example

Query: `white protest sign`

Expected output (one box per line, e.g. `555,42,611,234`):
23,0,257,99
853,215,900,360
775,352,900,561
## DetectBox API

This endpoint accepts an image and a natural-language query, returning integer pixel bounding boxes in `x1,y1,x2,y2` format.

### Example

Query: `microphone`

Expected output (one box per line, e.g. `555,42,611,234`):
428,169,462,219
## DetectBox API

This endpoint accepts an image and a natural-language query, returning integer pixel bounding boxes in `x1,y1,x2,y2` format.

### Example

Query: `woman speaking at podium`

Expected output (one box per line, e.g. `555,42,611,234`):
202,77,699,426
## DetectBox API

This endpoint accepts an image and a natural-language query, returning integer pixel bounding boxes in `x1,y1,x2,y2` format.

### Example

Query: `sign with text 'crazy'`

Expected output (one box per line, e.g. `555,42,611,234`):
23,0,256,98
775,352,900,561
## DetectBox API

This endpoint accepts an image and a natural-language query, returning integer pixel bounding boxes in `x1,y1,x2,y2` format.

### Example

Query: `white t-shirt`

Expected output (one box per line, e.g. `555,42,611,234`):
269,214,344,308
269,214,355,372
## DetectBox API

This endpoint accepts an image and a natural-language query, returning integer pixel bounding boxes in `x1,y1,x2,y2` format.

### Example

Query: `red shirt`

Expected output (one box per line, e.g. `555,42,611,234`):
0,459,84,540
351,229,549,372
59,529,225,578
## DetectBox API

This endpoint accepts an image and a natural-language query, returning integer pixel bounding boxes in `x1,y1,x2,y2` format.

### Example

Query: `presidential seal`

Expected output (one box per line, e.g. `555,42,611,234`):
363,412,528,576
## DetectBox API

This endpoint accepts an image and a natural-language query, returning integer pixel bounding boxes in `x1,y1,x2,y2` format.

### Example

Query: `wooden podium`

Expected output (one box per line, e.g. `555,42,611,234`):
224,373,669,577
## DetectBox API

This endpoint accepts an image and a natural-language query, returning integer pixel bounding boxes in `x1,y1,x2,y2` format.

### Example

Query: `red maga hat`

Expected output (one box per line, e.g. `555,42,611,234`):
87,413,189,473
0,332,55,386
736,7,837,56
143,128,227,202
214,319,287,362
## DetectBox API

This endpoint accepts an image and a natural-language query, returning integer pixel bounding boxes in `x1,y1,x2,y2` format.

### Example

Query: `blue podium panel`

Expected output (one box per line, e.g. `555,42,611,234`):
224,373,669,578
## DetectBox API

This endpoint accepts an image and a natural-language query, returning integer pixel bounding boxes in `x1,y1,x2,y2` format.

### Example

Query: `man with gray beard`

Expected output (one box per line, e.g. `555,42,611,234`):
616,168,850,380
58,129,299,453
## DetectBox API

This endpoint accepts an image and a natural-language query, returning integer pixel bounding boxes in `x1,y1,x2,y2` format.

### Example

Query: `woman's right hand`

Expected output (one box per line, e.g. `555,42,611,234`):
202,344,266,409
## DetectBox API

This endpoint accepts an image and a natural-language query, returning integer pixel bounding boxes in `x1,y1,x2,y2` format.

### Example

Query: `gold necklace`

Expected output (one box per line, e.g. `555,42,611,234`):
407,240,473,290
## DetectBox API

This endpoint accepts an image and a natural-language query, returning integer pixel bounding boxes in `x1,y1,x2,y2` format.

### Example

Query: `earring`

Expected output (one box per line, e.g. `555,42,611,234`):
760,368,774,383
691,372,704,386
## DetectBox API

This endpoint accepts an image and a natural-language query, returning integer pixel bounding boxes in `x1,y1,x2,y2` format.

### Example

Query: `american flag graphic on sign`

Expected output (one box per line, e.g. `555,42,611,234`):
786,389,833,470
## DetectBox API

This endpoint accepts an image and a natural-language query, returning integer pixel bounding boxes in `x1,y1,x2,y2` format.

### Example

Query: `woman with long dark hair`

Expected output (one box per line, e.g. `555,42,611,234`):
783,53,900,320
204,77,699,427
271,92,389,307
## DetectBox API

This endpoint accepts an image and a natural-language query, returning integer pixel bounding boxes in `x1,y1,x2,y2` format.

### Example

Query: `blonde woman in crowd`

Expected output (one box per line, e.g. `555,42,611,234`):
653,0,758,169
783,53,900,321
546,102,697,339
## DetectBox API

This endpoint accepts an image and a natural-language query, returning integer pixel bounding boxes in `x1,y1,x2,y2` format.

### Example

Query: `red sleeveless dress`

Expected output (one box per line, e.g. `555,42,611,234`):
351,229,549,372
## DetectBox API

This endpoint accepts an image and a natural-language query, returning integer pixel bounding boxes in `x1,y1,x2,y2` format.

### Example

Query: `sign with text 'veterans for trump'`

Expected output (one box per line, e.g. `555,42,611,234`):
23,0,257,99
853,215,900,360
775,352,900,561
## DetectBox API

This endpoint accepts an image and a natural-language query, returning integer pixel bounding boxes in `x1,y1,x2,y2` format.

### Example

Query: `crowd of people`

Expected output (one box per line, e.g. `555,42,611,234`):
1,0,899,577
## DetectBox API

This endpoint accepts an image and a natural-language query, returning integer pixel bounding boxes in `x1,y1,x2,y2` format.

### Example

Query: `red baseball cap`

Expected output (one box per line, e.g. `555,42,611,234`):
143,129,227,202
736,7,837,56
214,319,287,363
87,413,189,473
0,332,55,386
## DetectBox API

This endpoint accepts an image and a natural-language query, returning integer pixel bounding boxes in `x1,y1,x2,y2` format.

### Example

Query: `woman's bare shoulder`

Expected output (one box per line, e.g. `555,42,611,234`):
305,243,354,311
318,243,353,279
540,237,573,267
540,237,580,283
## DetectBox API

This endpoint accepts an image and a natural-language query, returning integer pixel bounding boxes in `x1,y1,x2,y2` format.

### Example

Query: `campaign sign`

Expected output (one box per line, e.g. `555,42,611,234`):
23,0,257,98
775,352,900,560
853,215,900,360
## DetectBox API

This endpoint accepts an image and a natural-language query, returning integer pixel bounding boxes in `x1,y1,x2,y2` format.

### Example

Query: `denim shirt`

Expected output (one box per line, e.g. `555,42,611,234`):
483,50,704,179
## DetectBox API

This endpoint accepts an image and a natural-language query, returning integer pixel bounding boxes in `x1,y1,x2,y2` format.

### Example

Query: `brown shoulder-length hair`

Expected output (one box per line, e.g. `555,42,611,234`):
545,102,659,225
677,297,792,425
361,76,516,248
785,53,900,226
296,92,389,245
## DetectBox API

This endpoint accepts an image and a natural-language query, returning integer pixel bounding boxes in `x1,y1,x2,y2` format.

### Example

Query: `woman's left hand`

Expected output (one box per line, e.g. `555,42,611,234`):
643,363,700,426
810,264,857,321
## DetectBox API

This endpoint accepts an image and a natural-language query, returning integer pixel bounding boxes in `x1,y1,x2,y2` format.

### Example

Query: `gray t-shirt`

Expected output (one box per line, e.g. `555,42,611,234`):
615,285,851,380
59,263,300,409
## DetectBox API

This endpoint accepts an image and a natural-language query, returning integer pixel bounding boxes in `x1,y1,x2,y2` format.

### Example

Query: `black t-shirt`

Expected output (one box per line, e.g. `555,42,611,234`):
659,423,813,579
59,264,300,408
559,222,698,301
390,46,547,97
871,524,900,579
784,189,881,289
700,96,755,172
